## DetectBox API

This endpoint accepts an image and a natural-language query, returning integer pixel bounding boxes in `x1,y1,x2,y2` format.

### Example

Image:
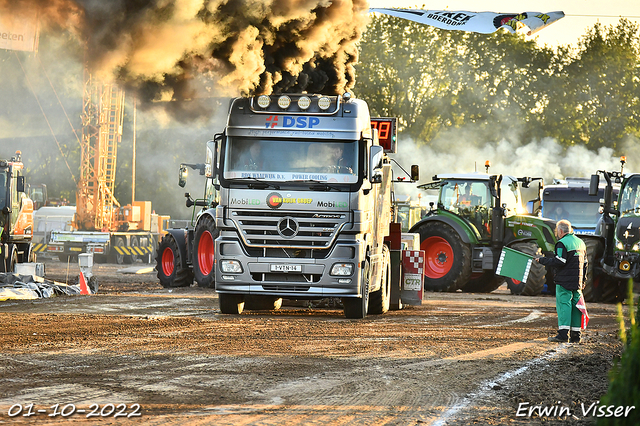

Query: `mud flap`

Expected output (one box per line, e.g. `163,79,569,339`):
401,250,424,305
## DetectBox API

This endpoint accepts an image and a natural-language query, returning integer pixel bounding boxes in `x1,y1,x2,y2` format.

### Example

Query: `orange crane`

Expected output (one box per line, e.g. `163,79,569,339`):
75,74,124,231
46,74,169,264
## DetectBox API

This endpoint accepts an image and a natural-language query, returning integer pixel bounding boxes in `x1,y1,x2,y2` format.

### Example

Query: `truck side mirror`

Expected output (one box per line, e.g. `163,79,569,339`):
589,174,599,196
411,165,419,182
369,145,384,183
17,176,25,193
178,165,188,188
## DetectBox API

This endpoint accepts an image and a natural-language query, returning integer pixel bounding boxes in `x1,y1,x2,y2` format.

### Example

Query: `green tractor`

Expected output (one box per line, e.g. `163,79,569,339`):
410,171,557,294
585,159,637,303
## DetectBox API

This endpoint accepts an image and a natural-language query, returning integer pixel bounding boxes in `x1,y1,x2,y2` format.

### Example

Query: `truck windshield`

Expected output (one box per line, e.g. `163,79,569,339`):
544,201,601,227
223,137,358,183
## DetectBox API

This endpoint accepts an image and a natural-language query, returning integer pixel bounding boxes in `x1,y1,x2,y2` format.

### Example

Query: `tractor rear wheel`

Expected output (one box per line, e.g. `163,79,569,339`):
156,234,193,288
416,221,471,292
505,242,546,296
193,215,218,288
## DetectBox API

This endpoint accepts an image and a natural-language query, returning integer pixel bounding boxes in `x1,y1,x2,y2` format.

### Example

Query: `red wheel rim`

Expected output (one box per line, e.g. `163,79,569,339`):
161,247,175,276
198,230,215,275
422,236,454,278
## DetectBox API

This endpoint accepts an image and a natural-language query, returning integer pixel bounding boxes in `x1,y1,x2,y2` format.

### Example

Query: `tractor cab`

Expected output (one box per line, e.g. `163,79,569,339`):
422,173,526,241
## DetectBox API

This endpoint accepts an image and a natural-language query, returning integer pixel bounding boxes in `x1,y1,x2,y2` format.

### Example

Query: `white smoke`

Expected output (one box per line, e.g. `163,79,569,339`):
390,133,637,207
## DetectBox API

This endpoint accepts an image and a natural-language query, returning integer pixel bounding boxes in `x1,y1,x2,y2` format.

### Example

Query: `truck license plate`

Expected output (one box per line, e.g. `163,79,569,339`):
270,264,302,272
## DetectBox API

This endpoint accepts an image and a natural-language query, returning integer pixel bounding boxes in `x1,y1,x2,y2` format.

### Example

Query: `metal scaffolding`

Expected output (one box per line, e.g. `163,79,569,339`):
75,71,124,231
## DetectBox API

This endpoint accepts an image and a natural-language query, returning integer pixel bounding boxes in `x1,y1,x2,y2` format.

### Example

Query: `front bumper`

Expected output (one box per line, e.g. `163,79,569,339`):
214,236,364,299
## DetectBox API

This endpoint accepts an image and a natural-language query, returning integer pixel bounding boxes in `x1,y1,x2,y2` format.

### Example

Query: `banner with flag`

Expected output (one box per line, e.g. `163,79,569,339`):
369,9,565,36
576,294,590,330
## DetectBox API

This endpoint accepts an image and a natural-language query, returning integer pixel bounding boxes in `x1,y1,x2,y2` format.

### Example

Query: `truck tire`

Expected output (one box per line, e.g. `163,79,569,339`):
244,295,283,311
343,257,370,319
505,242,546,296
219,293,245,314
193,215,219,288
128,236,140,264
583,238,603,302
17,243,34,264
111,237,126,265
416,221,471,292
0,245,16,273
156,234,193,288
600,277,627,304
461,272,504,293
369,245,391,314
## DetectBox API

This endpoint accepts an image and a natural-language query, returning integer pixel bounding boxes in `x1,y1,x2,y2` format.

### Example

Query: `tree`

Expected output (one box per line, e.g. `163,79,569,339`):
446,31,554,143
355,14,555,146
355,14,463,142
537,19,640,151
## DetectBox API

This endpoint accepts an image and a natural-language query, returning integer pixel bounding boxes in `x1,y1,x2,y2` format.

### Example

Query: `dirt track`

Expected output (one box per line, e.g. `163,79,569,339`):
0,259,632,425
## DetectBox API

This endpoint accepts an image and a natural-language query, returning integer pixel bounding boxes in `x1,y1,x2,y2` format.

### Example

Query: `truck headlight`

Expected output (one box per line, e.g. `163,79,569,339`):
220,259,243,273
633,243,640,252
331,263,353,276
616,241,624,250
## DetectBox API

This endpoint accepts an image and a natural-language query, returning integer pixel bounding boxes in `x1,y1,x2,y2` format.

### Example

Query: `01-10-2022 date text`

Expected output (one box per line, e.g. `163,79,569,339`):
7,403,142,418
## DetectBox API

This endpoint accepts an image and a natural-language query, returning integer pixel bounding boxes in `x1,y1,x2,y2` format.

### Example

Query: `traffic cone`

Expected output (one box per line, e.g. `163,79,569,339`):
79,272,90,295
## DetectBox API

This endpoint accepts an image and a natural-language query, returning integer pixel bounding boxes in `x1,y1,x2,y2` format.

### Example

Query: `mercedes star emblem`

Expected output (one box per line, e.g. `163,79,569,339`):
277,217,299,238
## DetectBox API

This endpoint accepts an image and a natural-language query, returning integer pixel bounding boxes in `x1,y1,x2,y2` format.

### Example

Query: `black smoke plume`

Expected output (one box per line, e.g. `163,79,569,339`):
2,0,369,120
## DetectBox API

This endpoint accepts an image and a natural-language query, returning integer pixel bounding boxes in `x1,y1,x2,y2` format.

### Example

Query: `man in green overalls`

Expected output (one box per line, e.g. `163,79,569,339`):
537,220,587,343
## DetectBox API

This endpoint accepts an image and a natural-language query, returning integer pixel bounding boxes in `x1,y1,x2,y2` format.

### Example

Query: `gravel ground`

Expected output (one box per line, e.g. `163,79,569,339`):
0,258,633,425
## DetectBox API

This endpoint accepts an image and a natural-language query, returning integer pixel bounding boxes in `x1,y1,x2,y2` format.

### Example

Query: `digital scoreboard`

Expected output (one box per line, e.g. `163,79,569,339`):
370,117,397,153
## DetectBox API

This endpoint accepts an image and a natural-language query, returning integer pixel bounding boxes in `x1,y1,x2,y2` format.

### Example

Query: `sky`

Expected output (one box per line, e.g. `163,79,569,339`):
368,1,640,47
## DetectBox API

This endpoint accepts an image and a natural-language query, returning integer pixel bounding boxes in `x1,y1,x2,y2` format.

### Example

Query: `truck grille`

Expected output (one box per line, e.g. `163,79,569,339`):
231,210,347,249
262,284,312,292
